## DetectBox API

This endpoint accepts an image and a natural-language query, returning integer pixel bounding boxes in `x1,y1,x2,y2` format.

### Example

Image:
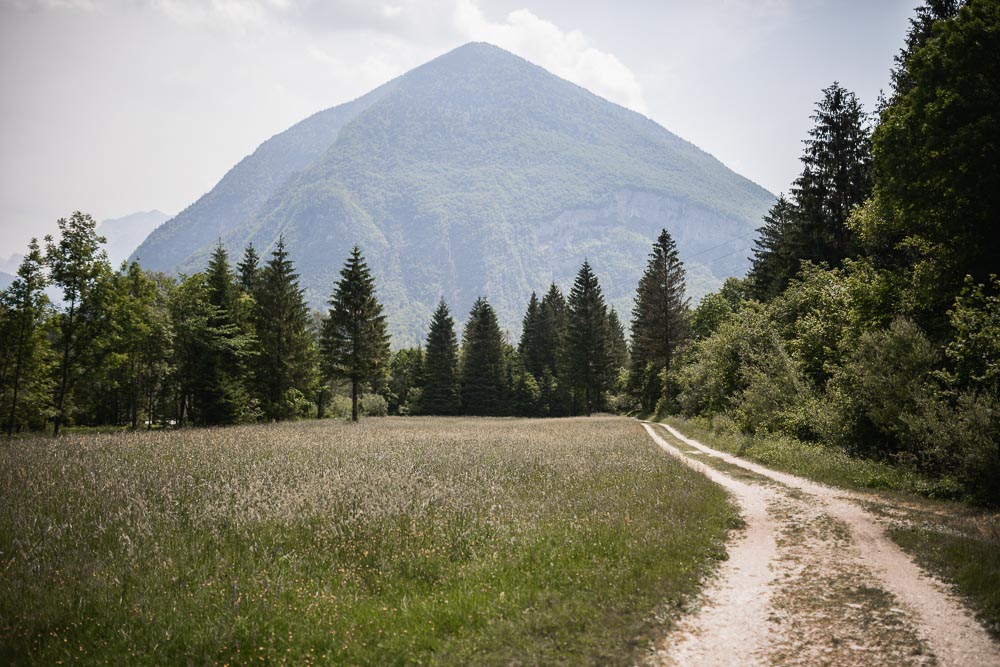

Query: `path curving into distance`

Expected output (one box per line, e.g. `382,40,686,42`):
642,422,1000,667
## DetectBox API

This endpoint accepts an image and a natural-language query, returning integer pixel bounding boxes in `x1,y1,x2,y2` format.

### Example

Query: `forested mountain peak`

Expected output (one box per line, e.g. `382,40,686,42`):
131,41,774,344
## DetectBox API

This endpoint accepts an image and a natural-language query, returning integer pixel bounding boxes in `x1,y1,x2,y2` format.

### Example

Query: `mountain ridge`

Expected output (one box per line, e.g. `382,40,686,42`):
132,42,774,344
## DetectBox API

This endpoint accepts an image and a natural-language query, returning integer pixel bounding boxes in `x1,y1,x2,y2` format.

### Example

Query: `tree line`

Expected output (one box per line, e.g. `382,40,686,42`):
663,0,999,505
0,212,687,430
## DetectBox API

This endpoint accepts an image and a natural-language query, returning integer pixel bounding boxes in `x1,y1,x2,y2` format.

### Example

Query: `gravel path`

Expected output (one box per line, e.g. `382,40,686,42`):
642,422,1000,666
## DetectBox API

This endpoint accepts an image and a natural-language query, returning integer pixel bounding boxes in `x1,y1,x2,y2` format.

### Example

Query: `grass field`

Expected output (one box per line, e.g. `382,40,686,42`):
0,416,737,665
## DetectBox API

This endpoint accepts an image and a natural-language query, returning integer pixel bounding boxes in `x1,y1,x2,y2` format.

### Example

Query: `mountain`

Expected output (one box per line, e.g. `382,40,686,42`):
97,210,171,267
0,271,13,291
0,253,24,275
132,42,774,345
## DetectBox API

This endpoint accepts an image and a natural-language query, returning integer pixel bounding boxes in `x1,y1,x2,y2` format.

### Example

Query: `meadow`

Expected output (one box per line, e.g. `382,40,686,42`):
0,416,736,665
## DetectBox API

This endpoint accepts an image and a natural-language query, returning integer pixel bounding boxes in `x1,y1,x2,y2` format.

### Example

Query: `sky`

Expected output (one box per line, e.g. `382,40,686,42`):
0,0,919,260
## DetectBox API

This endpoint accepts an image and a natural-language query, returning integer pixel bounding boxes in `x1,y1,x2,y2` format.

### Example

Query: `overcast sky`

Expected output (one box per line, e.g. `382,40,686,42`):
0,0,918,259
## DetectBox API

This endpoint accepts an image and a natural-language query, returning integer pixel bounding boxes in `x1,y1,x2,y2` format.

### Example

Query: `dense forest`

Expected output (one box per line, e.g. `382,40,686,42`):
670,0,999,505
0,210,654,430
1,0,996,508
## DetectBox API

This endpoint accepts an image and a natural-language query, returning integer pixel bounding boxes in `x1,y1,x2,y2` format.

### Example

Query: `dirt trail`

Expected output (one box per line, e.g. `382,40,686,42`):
642,422,1000,667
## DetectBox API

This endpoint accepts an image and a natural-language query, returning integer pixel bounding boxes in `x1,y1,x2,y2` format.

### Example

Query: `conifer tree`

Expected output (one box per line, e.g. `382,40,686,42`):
322,246,390,422
628,229,689,413
748,195,800,301
460,297,506,415
518,291,546,379
421,299,461,415
566,261,611,416
237,243,261,295
253,237,316,420
791,82,872,266
538,283,568,379
0,239,51,434
606,307,628,392
193,242,255,425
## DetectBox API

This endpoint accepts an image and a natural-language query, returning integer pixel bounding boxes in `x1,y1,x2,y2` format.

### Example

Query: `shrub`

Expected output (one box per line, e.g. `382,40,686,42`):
821,318,938,460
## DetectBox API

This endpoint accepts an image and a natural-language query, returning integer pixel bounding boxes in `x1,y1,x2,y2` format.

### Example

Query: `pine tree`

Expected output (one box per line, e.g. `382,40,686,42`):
537,283,570,415
606,307,628,394
253,237,316,420
45,212,115,436
322,246,390,422
538,283,568,379
192,242,255,425
421,299,461,415
518,291,546,379
0,239,51,434
566,261,611,416
748,195,800,301
791,82,872,266
628,229,689,413
460,297,506,415
237,243,261,295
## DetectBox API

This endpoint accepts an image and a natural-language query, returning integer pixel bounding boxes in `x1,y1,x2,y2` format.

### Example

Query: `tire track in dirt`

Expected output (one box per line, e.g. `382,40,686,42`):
642,422,1000,666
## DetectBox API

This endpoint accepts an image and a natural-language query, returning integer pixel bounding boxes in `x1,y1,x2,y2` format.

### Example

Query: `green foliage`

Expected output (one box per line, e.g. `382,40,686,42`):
251,237,317,421
566,261,612,416
865,0,1000,328
749,83,872,300
44,212,116,435
820,318,939,460
0,240,52,434
385,347,424,415
321,246,391,421
628,229,689,413
748,195,801,301
459,298,506,416
941,275,1000,392
134,43,775,345
421,300,461,415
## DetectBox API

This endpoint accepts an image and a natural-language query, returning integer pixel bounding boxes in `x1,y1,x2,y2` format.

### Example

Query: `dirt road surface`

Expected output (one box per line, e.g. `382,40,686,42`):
642,422,1000,666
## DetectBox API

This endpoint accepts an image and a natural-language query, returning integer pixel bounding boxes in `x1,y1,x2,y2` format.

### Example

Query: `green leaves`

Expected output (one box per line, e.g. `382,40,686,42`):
321,246,390,421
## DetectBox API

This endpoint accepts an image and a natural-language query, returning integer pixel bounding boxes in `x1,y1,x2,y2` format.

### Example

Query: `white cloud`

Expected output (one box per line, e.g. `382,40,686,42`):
452,3,648,113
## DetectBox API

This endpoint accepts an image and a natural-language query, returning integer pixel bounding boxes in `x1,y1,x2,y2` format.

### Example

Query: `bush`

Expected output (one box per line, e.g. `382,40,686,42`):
905,391,1000,506
360,393,388,417
820,318,938,460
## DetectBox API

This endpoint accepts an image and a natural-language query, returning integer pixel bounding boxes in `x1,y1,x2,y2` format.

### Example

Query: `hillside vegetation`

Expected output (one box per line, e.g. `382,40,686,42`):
131,42,774,343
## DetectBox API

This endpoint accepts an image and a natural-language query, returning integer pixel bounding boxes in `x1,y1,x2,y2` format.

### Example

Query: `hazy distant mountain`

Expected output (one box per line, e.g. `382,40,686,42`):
0,270,14,291
0,253,24,275
132,42,774,344
97,210,171,267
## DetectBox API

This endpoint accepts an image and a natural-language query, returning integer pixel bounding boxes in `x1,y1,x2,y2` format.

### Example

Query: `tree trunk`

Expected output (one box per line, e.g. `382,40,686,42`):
351,377,359,422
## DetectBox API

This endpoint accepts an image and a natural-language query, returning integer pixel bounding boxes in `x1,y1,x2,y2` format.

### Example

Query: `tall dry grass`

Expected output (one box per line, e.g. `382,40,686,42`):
1,416,735,665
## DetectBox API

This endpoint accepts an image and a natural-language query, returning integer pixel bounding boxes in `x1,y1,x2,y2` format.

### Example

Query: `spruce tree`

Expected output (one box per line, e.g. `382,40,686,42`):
421,299,461,415
628,229,689,413
606,307,628,393
194,242,254,425
460,297,506,415
566,261,611,416
748,195,800,301
518,291,545,379
791,82,872,266
237,243,261,295
253,237,316,420
538,283,568,378
322,246,390,422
